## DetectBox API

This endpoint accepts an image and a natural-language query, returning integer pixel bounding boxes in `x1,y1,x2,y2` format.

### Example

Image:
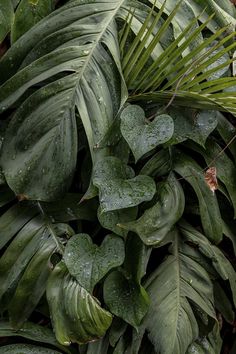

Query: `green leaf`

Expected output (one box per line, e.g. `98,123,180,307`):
0,185,15,207
0,321,70,353
0,203,38,249
42,193,98,222
174,150,222,243
0,0,14,43
64,233,125,292
139,148,171,178
93,157,156,212
214,282,234,324
103,270,149,328
186,324,222,354
0,344,63,354
1,75,78,201
141,228,216,354
97,206,138,238
47,261,112,345
11,0,54,43
179,220,236,308
119,173,185,245
120,105,174,161
166,108,218,146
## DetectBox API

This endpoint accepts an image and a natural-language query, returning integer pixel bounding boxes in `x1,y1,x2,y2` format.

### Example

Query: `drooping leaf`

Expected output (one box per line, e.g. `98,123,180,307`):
64,233,125,292
119,173,185,245
140,228,216,354
103,270,149,328
47,261,112,345
120,105,174,161
93,157,156,212
214,282,234,324
174,150,223,243
11,0,54,43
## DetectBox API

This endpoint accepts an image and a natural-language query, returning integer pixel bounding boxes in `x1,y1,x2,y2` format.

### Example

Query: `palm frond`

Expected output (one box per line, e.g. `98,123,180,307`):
120,5,236,116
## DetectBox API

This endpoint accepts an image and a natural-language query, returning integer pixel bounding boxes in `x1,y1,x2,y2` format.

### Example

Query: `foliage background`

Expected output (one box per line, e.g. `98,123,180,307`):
0,0,236,353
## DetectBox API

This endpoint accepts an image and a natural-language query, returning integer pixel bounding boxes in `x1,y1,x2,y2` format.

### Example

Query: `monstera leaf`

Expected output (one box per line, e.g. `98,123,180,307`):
139,228,216,354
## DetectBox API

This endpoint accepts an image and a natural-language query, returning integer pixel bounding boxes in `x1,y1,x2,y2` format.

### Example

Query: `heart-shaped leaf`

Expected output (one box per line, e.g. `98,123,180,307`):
120,105,174,162
166,107,218,147
104,270,149,328
93,157,156,212
64,233,125,292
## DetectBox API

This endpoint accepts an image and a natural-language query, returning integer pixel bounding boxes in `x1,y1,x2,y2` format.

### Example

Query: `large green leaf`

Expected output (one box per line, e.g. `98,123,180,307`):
141,228,216,354
11,0,54,43
93,157,156,212
47,261,113,345
174,150,223,243
120,105,174,161
64,233,125,292
119,173,185,245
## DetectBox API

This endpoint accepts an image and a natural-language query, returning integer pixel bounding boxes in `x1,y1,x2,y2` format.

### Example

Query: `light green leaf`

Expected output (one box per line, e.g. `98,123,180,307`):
103,270,149,328
11,0,54,43
120,105,174,161
166,108,218,146
97,206,138,238
0,0,14,43
141,228,216,354
64,233,125,292
47,262,112,345
119,173,185,245
174,150,222,243
93,157,156,212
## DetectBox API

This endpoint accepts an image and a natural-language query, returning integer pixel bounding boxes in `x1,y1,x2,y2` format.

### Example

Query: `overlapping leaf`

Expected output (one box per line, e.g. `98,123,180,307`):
47,261,112,345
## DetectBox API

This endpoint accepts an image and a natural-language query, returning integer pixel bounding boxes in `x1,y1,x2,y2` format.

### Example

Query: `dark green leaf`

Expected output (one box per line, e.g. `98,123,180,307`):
120,105,174,162
103,270,149,328
64,233,125,292
93,157,156,212
174,150,222,243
